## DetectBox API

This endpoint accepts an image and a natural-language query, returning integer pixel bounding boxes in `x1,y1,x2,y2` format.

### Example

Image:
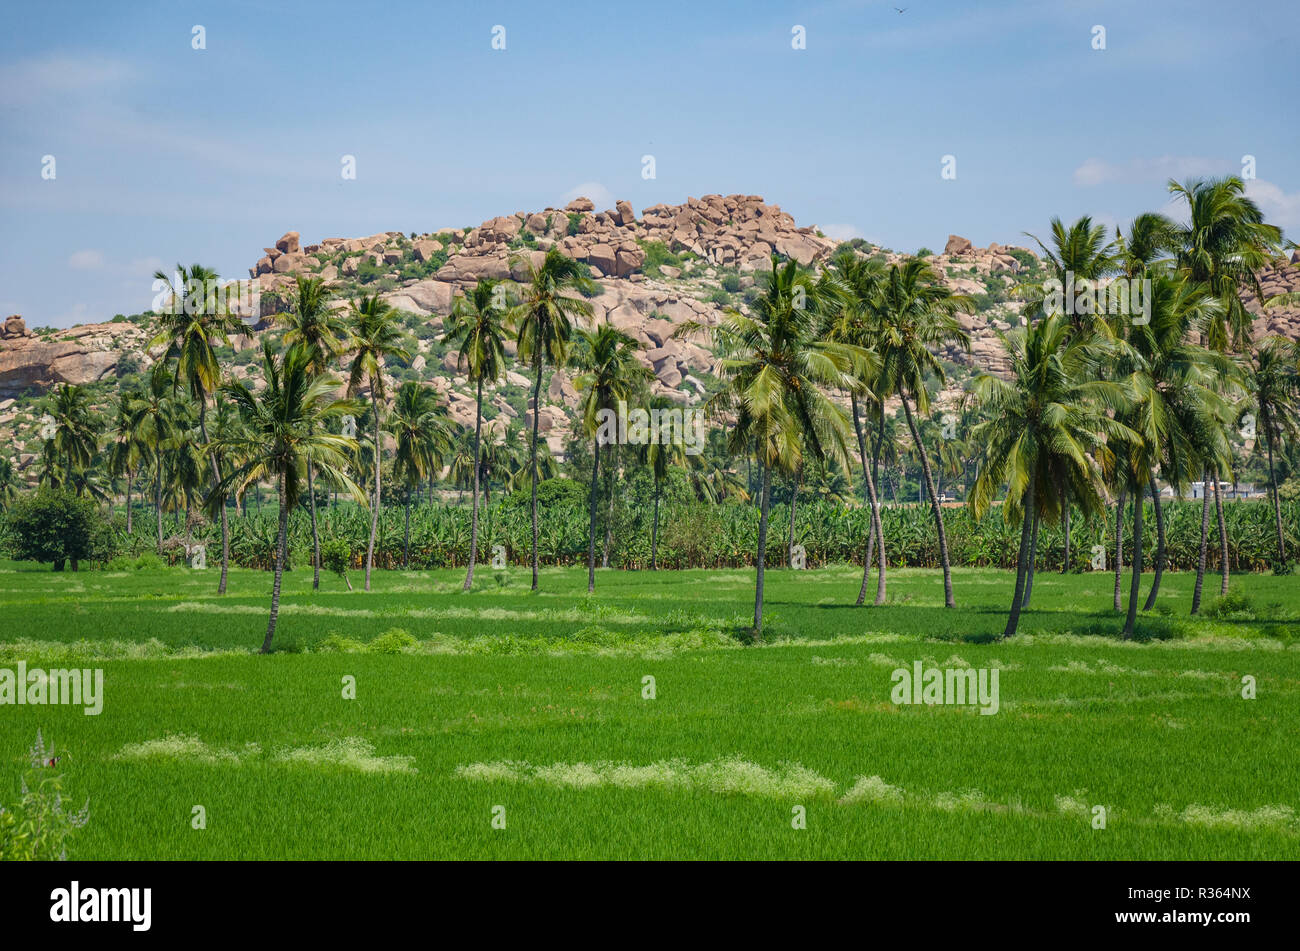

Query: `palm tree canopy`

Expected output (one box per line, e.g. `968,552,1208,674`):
390,380,454,488
444,279,513,384
511,248,595,371
1168,176,1285,351
346,294,410,401
874,258,973,415
149,263,247,402
680,256,862,476
279,275,350,373
211,341,366,512
970,312,1136,526
571,324,653,437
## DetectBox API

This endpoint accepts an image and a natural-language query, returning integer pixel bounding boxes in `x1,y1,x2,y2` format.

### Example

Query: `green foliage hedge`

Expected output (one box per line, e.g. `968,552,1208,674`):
23,494,1292,573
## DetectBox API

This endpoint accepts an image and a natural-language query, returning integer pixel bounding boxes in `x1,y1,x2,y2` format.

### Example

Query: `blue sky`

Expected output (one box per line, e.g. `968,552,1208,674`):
2,0,1297,327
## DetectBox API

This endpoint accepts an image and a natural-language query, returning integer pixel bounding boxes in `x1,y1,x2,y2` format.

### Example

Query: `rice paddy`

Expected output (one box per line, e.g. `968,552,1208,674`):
1,560,1297,859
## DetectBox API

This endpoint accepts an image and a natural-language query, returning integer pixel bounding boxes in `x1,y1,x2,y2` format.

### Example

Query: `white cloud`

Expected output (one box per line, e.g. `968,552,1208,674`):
561,182,616,211
1073,156,1234,187
0,55,134,106
68,249,105,270
1245,180,1300,232
820,223,865,242
128,256,165,276
51,302,91,326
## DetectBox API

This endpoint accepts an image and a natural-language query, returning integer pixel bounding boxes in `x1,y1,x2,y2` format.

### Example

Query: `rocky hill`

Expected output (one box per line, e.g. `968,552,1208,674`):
4,192,1299,484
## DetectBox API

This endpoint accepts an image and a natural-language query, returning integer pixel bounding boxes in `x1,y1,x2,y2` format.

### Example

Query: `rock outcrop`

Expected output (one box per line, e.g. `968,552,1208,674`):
0,318,150,398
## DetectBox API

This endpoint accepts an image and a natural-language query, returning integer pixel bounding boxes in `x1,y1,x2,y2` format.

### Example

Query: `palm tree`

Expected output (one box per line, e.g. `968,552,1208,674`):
571,323,652,591
1244,337,1300,566
42,384,102,494
1018,216,1118,326
443,279,512,589
679,257,858,638
389,381,452,568
1169,176,1284,352
277,275,350,591
971,312,1133,638
1118,277,1233,614
874,259,972,608
127,364,183,553
641,396,689,569
151,263,246,593
346,293,411,591
822,251,889,605
106,389,147,533
510,249,595,590
1115,212,1178,280
0,458,21,510
1169,176,1282,600
1019,216,1126,572
210,342,364,652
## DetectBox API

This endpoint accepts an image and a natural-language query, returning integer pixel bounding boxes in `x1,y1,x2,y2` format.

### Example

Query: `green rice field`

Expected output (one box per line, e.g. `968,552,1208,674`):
1,562,1297,859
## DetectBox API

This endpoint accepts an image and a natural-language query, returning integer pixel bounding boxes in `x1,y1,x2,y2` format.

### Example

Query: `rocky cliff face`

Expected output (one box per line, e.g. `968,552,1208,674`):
0,314,147,399
5,194,1299,464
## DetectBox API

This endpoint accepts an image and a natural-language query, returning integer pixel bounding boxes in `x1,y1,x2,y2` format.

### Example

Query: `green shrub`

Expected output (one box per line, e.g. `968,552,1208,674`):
0,732,89,861
1203,588,1255,620
4,490,106,571
106,552,164,571
369,628,418,654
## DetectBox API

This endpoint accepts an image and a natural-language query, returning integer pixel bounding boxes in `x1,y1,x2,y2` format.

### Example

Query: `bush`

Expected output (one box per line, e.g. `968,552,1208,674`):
0,732,89,861
106,552,164,571
369,628,418,654
720,274,742,293
321,537,354,589
314,628,417,654
4,490,105,571
1203,588,1255,620
504,477,587,510
639,240,684,278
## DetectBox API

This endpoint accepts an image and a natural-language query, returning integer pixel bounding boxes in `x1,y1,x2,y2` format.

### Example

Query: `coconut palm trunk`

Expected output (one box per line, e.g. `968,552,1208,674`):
902,394,955,607
464,377,484,591
262,472,291,654
1022,513,1040,608
403,491,411,568
650,474,661,570
307,457,320,590
1113,488,1126,611
786,465,802,568
852,396,886,606
587,435,601,592
1143,477,1166,611
529,365,542,591
1124,490,1145,638
1191,468,1212,614
125,470,134,534
1266,432,1286,564
753,462,772,640
1062,503,1071,573
1212,469,1229,594
156,462,164,555
364,393,381,591
602,443,614,569
1003,479,1036,639
198,402,230,595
